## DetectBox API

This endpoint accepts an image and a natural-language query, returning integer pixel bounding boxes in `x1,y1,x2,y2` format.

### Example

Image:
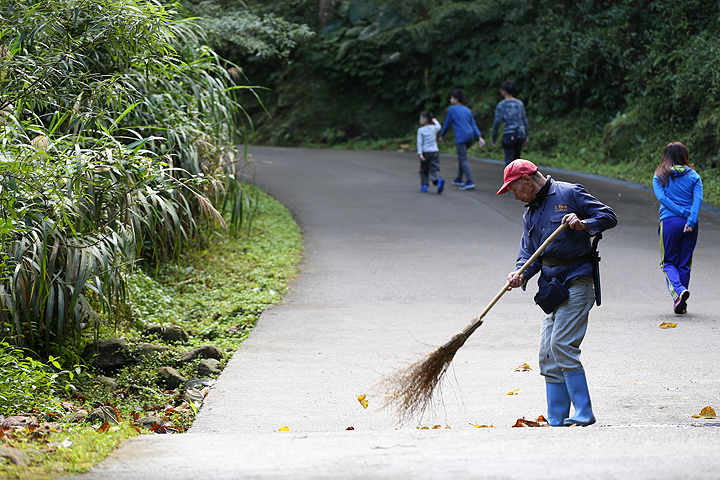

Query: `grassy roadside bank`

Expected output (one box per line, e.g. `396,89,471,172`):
0,186,303,479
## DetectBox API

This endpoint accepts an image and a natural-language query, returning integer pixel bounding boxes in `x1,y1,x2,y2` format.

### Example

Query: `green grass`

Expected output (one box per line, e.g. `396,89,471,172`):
0,185,303,478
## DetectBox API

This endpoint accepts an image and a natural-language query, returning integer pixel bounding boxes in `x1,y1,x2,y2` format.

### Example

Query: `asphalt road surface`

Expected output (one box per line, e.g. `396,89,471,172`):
78,147,720,480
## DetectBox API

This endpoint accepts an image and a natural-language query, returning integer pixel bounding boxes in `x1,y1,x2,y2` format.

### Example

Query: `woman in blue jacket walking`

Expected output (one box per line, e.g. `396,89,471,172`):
652,142,703,314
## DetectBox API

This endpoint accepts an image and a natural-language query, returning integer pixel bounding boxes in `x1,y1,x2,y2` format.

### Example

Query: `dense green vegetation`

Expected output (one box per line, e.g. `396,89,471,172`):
202,0,720,203
0,187,302,476
1,1,307,471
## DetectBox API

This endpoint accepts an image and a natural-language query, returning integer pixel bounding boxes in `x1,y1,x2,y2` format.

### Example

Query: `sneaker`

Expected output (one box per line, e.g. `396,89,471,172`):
420,185,428,193
674,290,690,314
437,178,445,194
451,178,463,186
459,181,475,190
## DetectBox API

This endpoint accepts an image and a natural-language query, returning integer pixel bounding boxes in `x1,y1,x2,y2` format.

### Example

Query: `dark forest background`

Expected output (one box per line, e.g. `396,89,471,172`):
183,0,720,200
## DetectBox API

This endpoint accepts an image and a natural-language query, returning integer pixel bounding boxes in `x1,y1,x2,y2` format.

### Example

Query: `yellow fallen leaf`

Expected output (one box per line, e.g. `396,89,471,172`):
357,394,368,409
515,363,532,372
472,424,494,428
693,406,716,419
278,426,290,431
659,322,677,329
504,388,521,395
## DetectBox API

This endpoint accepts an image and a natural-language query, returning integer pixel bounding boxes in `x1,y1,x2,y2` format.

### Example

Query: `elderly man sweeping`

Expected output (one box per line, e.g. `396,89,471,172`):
498,160,617,426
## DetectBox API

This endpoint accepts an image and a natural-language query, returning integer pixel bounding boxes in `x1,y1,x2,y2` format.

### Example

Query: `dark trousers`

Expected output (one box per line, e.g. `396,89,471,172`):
419,152,441,186
502,133,524,165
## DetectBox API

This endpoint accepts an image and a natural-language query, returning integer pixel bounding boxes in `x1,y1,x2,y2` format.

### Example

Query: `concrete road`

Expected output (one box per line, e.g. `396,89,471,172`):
79,147,720,479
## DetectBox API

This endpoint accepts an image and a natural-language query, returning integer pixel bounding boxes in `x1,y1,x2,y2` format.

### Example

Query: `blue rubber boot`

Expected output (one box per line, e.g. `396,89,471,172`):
546,381,571,427
563,369,596,426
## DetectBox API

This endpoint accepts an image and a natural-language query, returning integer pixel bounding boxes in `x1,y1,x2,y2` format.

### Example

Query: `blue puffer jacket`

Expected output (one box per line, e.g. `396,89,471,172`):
652,166,703,229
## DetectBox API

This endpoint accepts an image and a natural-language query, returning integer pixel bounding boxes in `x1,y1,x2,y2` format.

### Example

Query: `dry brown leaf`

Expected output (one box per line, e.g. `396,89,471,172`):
512,417,549,428
96,422,110,433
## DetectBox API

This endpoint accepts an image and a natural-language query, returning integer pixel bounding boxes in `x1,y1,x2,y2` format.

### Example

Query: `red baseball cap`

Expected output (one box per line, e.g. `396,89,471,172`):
497,159,538,195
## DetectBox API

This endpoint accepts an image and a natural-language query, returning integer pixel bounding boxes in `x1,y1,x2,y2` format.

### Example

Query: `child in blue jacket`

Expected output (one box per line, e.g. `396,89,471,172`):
652,142,703,314
439,89,485,190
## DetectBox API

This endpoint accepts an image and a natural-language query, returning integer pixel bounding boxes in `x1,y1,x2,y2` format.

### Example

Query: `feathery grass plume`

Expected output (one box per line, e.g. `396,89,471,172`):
380,331,472,422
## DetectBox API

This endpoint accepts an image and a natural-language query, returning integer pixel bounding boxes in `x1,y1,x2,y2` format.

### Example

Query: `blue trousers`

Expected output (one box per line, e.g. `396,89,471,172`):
455,141,473,183
659,216,698,301
539,276,595,383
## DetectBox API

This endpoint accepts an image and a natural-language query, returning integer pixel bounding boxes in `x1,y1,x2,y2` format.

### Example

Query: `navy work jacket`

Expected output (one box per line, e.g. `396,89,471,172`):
517,177,618,285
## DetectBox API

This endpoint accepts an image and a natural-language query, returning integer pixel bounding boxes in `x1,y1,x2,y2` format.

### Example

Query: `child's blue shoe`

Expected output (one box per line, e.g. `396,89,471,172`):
459,181,475,191
451,178,463,186
437,178,445,194
420,185,428,192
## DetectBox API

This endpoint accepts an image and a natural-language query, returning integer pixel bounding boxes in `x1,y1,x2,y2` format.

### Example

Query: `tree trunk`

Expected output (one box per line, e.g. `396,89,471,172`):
318,0,338,29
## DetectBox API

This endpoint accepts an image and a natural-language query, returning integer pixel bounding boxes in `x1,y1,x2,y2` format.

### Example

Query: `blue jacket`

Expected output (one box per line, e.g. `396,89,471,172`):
517,177,618,285
652,166,703,229
439,104,482,144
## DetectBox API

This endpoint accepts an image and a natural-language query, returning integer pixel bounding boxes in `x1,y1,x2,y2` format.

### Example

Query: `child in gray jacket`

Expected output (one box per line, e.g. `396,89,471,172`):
417,110,444,193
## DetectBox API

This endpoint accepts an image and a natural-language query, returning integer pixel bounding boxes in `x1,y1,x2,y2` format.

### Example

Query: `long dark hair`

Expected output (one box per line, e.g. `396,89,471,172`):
655,142,691,187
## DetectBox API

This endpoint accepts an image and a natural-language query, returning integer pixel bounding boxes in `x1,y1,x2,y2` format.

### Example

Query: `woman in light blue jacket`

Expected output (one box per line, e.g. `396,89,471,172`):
652,142,703,314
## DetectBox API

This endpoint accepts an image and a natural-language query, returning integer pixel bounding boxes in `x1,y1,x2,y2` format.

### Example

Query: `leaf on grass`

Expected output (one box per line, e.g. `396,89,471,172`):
504,389,521,395
692,406,716,419
358,394,368,409
96,422,110,433
659,322,677,329
515,363,532,372
278,426,290,431
150,422,170,434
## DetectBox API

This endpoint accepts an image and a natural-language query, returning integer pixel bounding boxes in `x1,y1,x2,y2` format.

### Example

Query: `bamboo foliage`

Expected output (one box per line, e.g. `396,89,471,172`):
0,0,264,355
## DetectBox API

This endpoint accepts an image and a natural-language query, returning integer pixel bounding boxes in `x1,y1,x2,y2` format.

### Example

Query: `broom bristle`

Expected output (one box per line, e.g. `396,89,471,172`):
380,332,469,421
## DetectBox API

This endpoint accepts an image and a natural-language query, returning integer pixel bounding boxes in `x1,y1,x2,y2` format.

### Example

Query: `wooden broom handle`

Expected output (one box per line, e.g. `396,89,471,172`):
460,222,569,339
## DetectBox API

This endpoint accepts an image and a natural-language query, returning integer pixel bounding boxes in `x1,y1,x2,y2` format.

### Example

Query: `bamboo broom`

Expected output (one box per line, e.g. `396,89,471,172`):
381,222,569,420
